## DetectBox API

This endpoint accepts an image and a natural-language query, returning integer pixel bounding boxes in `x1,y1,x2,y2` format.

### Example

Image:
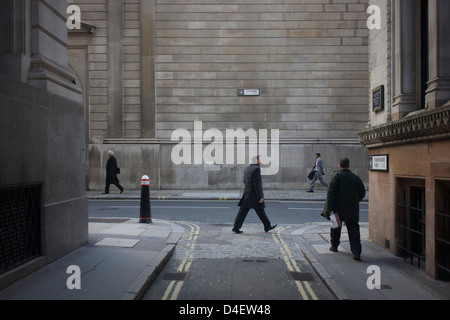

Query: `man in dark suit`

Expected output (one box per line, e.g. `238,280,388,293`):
103,150,124,194
322,157,366,260
232,155,277,234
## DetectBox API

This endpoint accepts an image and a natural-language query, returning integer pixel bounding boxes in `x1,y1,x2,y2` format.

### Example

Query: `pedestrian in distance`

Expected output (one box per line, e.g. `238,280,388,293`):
321,157,366,260
307,153,328,192
103,150,124,194
232,154,277,234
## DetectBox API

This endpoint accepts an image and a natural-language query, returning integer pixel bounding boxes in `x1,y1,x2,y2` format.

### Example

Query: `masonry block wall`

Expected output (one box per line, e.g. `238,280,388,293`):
68,0,370,190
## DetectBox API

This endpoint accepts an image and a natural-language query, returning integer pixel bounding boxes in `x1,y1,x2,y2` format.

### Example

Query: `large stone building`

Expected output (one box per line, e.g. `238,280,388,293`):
360,0,450,280
68,0,370,191
0,0,87,288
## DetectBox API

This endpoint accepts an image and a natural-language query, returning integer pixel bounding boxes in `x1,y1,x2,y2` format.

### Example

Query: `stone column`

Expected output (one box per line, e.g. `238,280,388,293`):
0,0,81,101
425,0,450,109
392,0,418,120
140,0,156,138
107,0,123,138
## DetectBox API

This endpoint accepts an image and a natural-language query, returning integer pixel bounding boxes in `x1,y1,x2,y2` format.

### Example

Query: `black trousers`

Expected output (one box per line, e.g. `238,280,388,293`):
330,221,362,255
105,182,123,193
234,207,271,230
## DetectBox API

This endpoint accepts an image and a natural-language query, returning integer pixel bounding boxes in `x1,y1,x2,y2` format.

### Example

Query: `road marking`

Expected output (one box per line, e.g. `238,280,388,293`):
162,221,199,300
106,205,229,209
288,207,368,212
273,227,318,301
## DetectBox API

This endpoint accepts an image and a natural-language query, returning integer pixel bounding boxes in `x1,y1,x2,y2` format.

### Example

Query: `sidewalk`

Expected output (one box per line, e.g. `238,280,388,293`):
86,188,342,201
0,190,449,300
0,217,183,300
297,223,450,300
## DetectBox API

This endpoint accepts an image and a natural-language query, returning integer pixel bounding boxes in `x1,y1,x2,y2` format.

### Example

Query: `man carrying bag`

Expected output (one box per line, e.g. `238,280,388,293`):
321,158,366,260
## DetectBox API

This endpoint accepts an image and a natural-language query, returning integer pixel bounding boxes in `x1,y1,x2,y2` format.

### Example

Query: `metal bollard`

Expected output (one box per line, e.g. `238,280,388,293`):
139,175,152,223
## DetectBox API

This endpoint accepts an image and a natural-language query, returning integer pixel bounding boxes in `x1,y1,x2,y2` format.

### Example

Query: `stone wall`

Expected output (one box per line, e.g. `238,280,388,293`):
69,0,370,190
0,0,87,287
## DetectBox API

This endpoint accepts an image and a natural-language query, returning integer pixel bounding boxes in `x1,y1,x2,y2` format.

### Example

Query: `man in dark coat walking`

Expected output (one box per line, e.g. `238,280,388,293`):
103,150,124,194
232,155,277,234
322,157,366,260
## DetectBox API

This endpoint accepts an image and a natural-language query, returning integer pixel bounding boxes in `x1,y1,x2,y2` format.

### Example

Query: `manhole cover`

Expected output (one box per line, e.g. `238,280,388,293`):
287,272,315,281
163,272,188,281
89,218,130,223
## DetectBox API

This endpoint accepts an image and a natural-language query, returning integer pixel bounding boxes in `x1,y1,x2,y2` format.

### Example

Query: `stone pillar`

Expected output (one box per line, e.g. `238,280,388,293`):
140,0,156,138
0,0,81,101
425,0,450,109
107,0,123,138
392,0,418,120
0,0,28,83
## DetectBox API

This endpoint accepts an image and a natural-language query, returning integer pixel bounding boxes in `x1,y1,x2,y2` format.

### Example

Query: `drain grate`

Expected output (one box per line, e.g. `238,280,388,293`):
89,218,130,223
287,271,315,281
163,272,188,281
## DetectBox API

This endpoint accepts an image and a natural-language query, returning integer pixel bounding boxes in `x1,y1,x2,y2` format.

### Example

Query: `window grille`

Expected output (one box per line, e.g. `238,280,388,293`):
397,187,426,268
0,184,42,275
436,198,450,282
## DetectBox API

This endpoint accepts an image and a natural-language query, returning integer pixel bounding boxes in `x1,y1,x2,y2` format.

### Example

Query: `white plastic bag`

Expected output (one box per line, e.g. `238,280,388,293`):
330,212,342,229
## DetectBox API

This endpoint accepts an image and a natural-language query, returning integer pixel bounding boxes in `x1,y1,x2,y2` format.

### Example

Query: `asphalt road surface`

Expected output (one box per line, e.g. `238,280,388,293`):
89,199,368,302
88,199,368,224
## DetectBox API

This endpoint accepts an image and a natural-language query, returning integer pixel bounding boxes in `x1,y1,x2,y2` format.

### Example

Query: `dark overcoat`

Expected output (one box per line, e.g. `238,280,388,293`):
238,163,265,210
324,169,366,223
106,156,119,184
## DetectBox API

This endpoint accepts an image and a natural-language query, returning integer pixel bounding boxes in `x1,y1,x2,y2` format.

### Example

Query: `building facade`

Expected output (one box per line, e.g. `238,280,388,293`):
360,0,450,280
68,0,371,191
0,0,87,288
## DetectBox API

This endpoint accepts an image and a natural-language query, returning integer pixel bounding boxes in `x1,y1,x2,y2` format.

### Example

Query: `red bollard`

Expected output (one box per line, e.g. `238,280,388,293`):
139,175,152,223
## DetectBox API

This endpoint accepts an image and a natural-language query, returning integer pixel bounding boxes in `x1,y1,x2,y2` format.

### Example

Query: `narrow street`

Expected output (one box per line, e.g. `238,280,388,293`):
142,221,335,301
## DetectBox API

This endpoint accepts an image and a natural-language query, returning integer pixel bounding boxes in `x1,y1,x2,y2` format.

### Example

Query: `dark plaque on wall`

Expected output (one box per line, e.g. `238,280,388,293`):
372,85,384,112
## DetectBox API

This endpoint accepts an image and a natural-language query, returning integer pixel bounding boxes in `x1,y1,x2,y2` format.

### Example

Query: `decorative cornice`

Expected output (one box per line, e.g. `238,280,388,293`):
359,104,450,148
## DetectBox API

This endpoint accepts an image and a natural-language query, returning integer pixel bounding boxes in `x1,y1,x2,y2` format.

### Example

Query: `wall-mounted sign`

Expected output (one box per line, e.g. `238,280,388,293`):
369,154,389,172
238,89,260,97
372,85,384,112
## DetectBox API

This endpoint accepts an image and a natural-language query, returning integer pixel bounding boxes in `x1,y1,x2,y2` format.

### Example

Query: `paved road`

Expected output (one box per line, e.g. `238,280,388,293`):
142,221,335,301
89,200,368,302
88,199,369,224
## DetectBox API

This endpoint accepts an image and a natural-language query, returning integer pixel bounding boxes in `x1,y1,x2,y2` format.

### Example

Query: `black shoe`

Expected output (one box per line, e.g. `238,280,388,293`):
102,192,109,194
120,189,124,194
232,228,243,234
353,253,361,261
265,224,277,233
307,190,314,193
329,246,338,252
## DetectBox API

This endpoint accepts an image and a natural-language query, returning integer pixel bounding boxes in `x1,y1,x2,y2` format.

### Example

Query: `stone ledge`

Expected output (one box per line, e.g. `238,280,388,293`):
359,104,450,148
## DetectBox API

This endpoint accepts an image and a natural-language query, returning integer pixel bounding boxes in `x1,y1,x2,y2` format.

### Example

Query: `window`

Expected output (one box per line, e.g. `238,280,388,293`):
397,179,426,268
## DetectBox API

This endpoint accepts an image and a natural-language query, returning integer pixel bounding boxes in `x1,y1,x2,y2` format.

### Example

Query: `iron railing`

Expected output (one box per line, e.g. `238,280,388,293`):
0,183,42,275
436,198,450,282
397,188,426,268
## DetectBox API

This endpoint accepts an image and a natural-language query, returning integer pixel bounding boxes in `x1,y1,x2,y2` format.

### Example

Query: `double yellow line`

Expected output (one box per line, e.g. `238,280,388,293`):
162,222,199,300
272,227,318,300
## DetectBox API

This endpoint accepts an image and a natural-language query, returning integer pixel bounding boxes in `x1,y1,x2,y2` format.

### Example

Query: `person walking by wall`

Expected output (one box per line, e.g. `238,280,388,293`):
307,153,328,193
322,157,366,260
232,155,277,234
103,150,124,194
